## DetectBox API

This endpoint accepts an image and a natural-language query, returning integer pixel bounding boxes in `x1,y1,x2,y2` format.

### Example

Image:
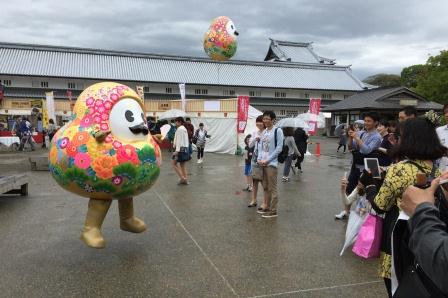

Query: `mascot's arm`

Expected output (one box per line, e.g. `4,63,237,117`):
87,124,110,143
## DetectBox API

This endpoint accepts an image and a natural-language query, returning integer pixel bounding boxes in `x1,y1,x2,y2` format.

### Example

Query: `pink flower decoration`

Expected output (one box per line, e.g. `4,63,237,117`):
97,106,105,114
100,123,109,131
105,135,113,143
104,101,112,110
110,93,119,101
59,137,69,149
112,176,123,185
113,140,122,149
94,116,101,123
88,108,98,115
74,153,91,169
95,99,104,107
80,115,94,127
86,97,95,107
117,145,139,165
101,113,109,121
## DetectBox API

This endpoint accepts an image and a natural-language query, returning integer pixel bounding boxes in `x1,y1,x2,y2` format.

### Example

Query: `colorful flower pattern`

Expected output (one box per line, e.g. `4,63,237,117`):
49,82,161,200
204,16,237,61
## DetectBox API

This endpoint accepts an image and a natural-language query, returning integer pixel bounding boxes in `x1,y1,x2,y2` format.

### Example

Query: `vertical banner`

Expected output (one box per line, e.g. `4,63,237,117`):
45,91,56,122
237,95,250,133
42,99,49,128
66,90,74,113
136,86,144,100
66,90,73,102
0,83,4,104
179,83,186,111
308,98,321,135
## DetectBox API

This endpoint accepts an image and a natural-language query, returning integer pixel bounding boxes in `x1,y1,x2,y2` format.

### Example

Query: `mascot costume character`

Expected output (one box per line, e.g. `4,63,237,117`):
203,16,238,61
49,82,161,248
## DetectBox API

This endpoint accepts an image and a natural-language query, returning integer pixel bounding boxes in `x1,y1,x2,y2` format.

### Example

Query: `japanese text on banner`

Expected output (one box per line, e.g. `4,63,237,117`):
308,98,321,135
237,96,250,133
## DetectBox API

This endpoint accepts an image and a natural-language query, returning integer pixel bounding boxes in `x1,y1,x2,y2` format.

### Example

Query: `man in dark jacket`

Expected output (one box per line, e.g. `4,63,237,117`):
293,127,308,172
400,179,448,296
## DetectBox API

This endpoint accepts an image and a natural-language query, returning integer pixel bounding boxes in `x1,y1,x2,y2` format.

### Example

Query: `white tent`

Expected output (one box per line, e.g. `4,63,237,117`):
189,105,263,154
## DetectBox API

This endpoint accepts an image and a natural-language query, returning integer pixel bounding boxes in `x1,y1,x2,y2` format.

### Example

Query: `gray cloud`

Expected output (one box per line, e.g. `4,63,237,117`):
1,0,447,79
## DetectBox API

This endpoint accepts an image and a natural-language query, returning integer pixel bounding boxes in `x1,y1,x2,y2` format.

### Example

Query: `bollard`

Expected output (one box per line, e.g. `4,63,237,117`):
315,142,321,156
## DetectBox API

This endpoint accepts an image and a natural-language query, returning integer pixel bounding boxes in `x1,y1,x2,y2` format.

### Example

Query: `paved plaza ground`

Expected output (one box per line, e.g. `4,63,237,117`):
0,137,387,297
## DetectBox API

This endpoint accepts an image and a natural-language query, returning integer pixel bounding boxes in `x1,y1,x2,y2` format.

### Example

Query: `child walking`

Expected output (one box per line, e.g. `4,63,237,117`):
243,134,253,192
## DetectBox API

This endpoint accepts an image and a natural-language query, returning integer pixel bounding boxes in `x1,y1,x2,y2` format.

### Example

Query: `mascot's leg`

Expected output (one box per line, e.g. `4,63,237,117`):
80,198,112,249
118,198,147,233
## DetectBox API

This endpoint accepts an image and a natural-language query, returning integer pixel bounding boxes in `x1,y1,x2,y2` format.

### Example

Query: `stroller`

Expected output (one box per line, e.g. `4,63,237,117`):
19,132,36,151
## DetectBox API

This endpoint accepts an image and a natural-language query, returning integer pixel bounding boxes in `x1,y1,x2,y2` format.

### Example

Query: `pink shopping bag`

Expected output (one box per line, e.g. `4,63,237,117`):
352,214,383,258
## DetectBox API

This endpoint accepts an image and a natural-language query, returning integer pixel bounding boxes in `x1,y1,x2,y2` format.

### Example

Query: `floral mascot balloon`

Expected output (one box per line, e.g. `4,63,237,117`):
49,82,161,248
203,16,239,61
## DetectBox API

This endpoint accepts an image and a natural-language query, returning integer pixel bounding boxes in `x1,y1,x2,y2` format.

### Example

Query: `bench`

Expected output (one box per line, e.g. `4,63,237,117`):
0,174,29,196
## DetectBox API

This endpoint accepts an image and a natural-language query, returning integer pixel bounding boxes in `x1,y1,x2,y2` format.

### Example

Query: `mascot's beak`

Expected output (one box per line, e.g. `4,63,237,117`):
234,31,239,36
129,123,149,135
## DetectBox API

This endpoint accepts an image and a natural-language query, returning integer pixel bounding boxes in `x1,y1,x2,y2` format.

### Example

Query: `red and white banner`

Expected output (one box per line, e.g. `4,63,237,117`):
66,90,72,102
237,95,250,133
308,98,321,135
0,84,4,103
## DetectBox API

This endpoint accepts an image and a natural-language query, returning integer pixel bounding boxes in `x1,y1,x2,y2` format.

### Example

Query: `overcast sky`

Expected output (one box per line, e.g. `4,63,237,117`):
1,0,446,80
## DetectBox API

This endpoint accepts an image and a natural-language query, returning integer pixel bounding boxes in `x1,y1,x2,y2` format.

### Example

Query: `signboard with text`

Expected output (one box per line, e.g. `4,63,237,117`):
237,96,250,133
308,98,321,135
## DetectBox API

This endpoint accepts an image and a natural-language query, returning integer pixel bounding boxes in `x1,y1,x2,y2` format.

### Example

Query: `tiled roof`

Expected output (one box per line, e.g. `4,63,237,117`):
264,39,335,65
322,87,442,111
0,42,366,91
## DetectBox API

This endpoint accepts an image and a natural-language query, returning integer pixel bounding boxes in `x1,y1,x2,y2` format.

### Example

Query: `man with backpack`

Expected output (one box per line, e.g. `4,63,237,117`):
256,111,284,218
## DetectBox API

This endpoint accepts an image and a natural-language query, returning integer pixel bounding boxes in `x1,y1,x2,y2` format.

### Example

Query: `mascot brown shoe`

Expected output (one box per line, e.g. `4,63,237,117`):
80,199,112,248
118,198,147,233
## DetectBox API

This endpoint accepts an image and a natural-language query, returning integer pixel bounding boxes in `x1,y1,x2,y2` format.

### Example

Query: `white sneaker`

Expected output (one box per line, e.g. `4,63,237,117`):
334,210,348,220
199,159,203,164
197,159,201,164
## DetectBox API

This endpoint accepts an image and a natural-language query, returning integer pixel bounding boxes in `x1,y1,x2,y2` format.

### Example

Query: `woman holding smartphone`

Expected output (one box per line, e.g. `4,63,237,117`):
358,118,445,297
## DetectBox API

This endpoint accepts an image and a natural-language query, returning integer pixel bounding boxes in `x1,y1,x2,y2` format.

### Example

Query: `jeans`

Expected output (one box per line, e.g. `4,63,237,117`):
283,154,293,177
337,144,346,152
197,147,204,159
346,164,361,195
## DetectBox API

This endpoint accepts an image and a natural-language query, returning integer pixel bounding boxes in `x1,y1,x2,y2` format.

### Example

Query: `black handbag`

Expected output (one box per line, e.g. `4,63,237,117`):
393,263,431,298
393,262,446,298
177,147,191,162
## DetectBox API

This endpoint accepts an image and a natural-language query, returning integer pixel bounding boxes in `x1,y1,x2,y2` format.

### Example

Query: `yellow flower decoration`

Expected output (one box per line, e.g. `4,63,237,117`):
49,146,58,164
86,137,112,159
64,125,79,139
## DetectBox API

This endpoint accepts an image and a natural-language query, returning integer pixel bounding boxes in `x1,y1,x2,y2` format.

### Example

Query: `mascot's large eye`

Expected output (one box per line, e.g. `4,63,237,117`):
226,20,237,35
125,110,134,122
109,98,147,142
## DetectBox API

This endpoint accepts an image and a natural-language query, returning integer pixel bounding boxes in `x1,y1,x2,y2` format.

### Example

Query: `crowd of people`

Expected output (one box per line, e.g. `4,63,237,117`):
333,105,448,297
242,111,308,218
7,106,448,296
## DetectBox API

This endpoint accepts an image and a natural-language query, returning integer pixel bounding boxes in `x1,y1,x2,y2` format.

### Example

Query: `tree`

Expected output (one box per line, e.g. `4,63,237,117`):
363,74,402,87
414,50,448,104
401,64,427,88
